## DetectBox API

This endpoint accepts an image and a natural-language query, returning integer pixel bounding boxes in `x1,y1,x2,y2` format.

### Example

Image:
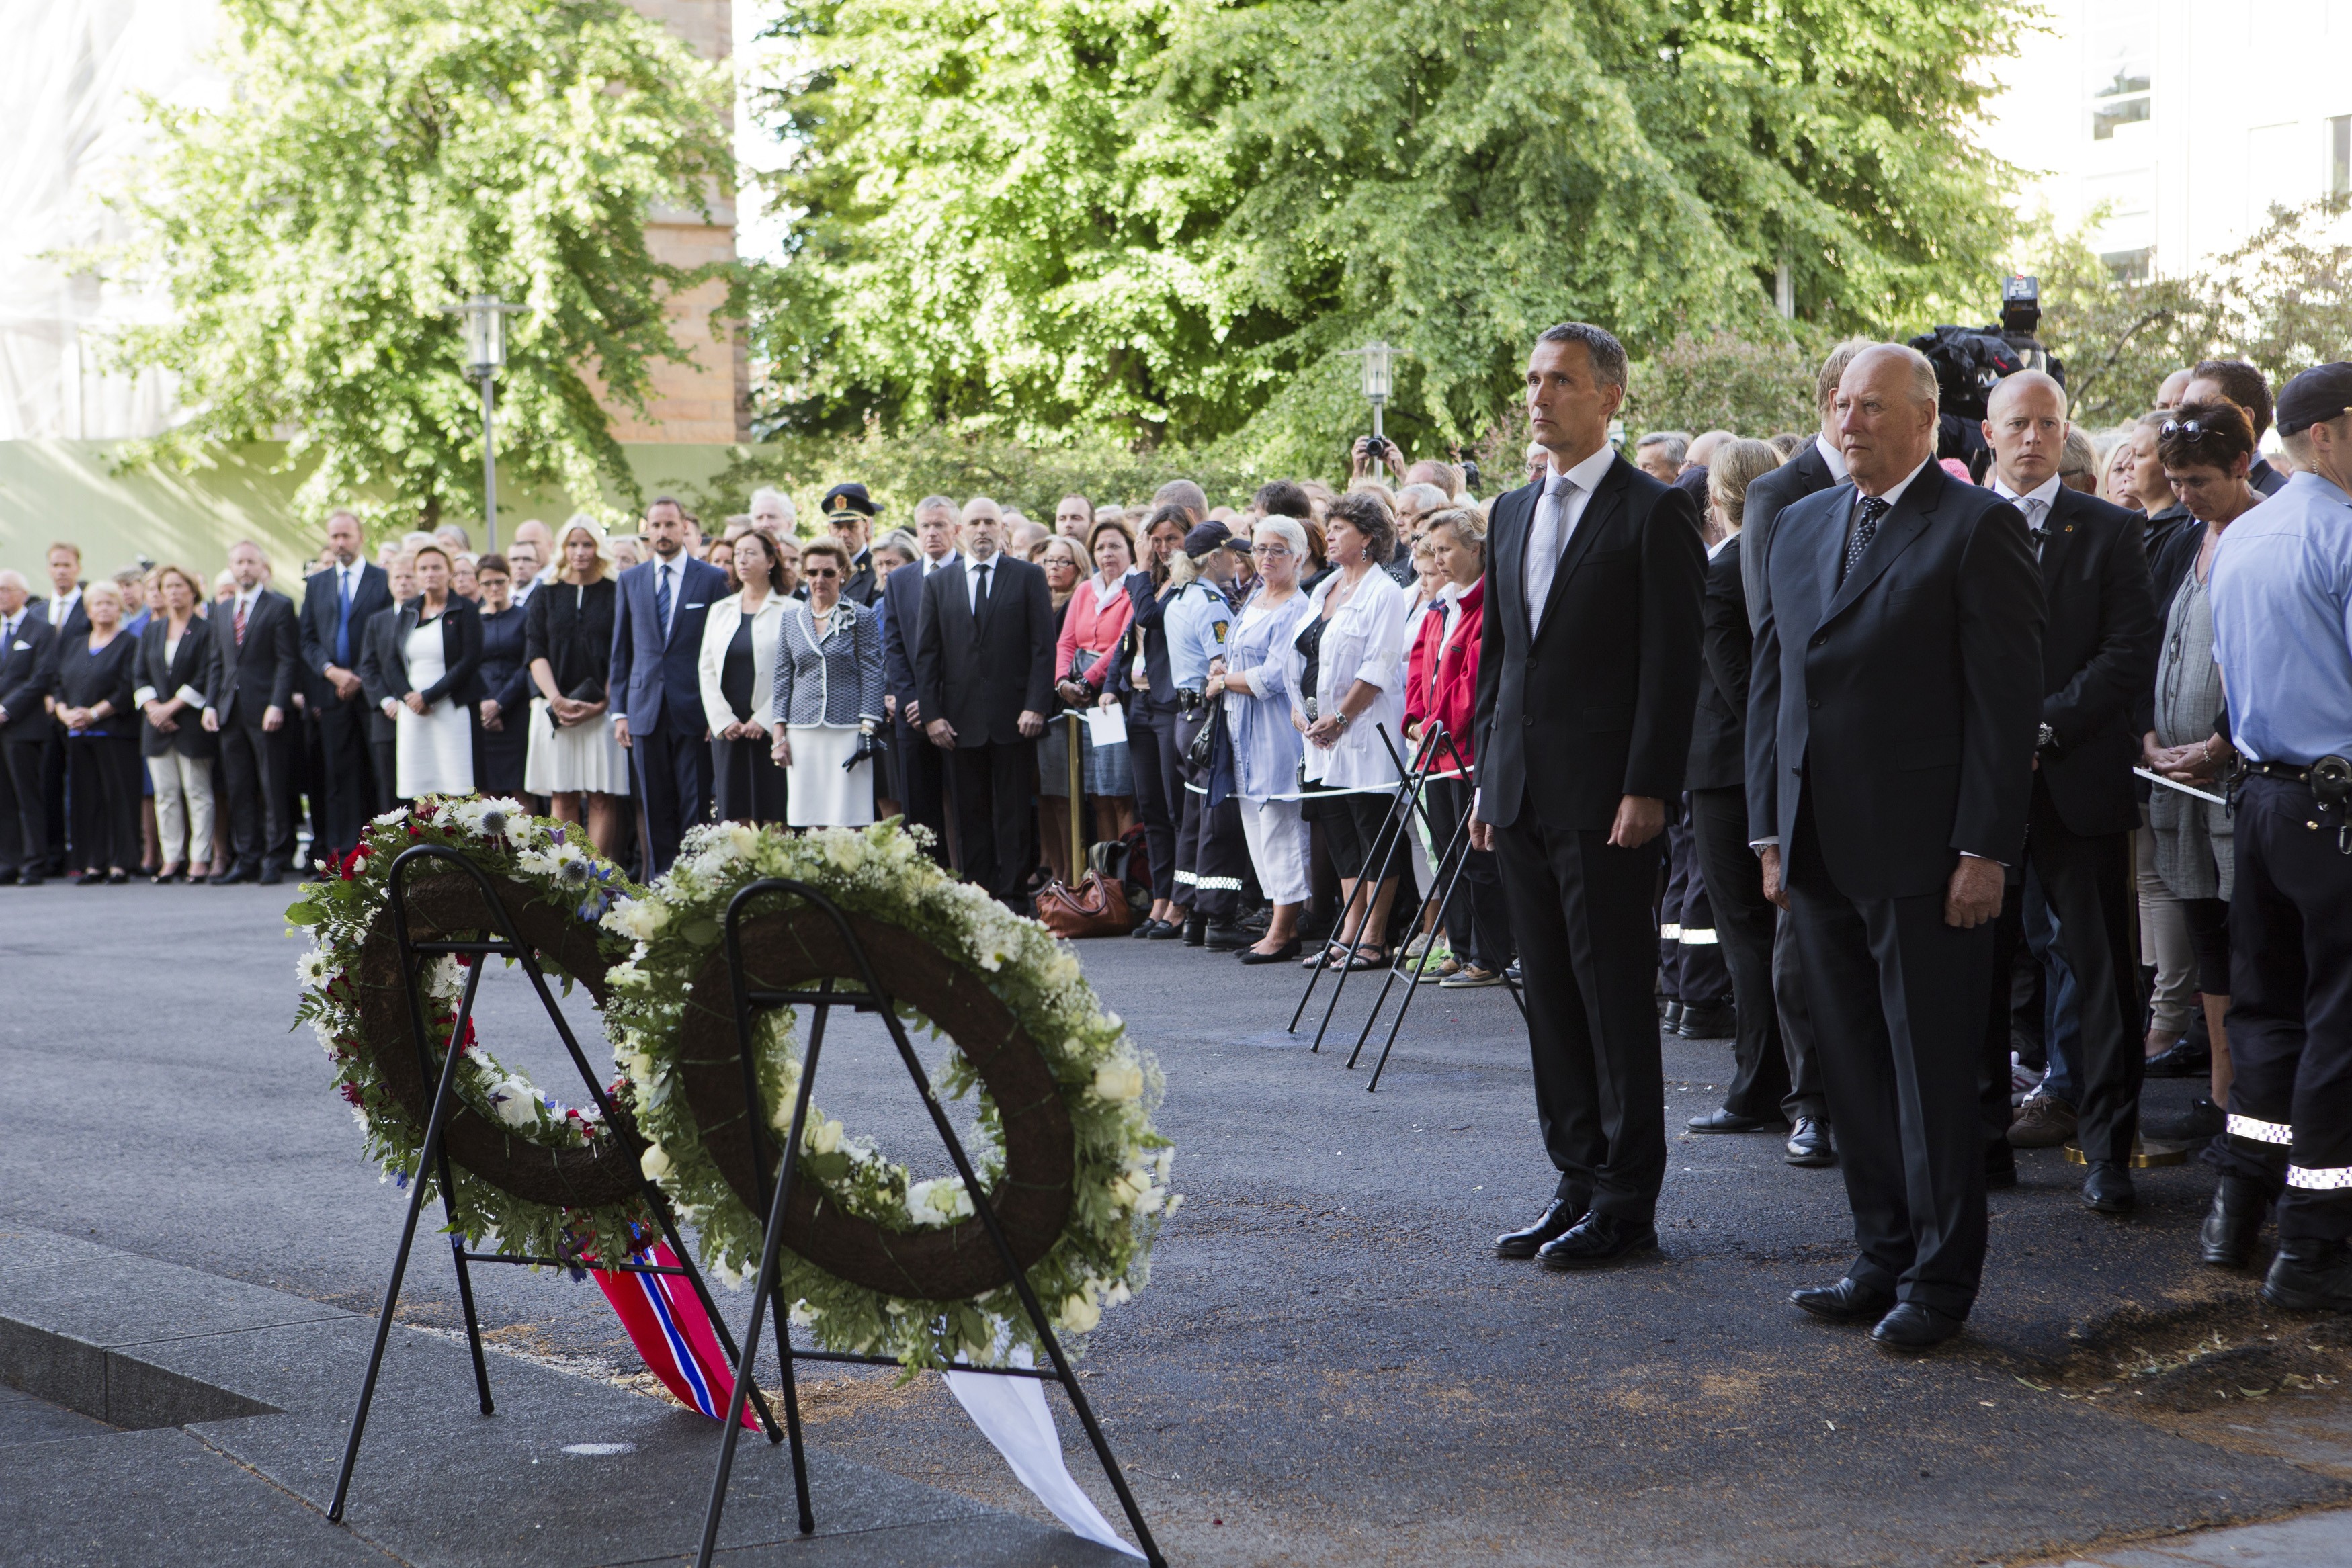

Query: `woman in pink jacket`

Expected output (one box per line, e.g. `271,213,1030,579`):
1052,516,1140,841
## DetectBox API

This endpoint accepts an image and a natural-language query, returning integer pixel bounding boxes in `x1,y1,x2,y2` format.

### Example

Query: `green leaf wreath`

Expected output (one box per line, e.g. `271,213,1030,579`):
289,797,651,1264
601,820,1179,1373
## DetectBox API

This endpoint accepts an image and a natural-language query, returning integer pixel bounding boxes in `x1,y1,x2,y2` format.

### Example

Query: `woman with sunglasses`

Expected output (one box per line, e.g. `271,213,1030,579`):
770,539,885,826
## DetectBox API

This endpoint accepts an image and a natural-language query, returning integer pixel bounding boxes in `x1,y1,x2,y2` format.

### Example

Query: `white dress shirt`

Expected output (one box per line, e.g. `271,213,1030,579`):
1813,433,1849,484
1991,472,2063,552
964,552,999,615
1524,441,1619,631
49,586,81,627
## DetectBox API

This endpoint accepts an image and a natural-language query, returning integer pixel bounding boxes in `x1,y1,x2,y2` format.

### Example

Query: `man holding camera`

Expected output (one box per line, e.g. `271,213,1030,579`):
2203,362,2352,1311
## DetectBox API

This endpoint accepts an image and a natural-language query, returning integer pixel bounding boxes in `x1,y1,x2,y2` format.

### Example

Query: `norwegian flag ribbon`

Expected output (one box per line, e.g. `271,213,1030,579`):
592,1242,759,1428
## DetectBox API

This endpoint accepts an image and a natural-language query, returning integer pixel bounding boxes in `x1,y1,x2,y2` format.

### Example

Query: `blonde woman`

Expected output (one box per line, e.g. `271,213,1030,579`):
134,565,221,882
524,515,630,857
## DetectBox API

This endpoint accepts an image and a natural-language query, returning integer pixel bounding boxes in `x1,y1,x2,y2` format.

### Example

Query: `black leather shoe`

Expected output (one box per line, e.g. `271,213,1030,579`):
257,863,284,887
1237,938,1302,965
2082,1160,2136,1215
1130,918,1165,940
1204,920,1251,952
2144,1035,2212,1078
1146,918,1184,941
1985,1151,2018,1190
1785,1117,1835,1166
211,862,255,885
1538,1213,1659,1270
1871,1302,1965,1350
1677,1002,1736,1039
1495,1196,1585,1259
16,871,44,887
1181,914,1206,947
1791,1277,1896,1323
2146,1097,2227,1141
2201,1176,2271,1268
1687,1107,1773,1134
2262,1239,2352,1313
1660,999,1685,1030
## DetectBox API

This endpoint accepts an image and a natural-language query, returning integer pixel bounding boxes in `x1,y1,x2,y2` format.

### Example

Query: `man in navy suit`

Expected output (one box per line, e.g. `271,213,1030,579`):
881,496,960,861
203,541,304,885
298,509,394,868
34,542,89,876
0,571,59,884
610,496,727,874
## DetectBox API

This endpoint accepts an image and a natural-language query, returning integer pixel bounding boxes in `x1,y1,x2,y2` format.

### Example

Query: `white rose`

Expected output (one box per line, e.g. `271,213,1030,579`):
1060,1292,1101,1334
492,1080,539,1129
601,898,668,942
1093,1058,1144,1103
810,1117,844,1156
641,1143,673,1181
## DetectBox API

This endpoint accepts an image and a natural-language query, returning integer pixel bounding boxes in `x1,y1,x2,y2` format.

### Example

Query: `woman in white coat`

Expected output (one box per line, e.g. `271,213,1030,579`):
696,526,792,824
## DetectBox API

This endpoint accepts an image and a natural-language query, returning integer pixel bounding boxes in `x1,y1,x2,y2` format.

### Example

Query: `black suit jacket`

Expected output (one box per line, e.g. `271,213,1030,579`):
1747,461,2045,900
1687,535,1752,792
32,591,91,648
356,605,407,744
136,615,222,760
1740,441,1840,632
914,554,1054,746
211,590,301,727
0,615,58,741
384,597,485,709
843,550,878,609
299,562,394,701
882,556,952,709
2014,486,2159,838
1474,453,1706,830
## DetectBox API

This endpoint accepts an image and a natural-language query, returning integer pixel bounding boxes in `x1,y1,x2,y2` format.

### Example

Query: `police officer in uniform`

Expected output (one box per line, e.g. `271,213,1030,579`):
2203,361,2352,1310
1167,521,1250,949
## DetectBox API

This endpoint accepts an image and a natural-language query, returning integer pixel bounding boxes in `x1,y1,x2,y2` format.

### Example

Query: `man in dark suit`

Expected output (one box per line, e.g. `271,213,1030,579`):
1977,371,2160,1213
914,496,1053,905
882,496,962,862
610,496,728,874
203,541,302,885
1471,322,1706,1270
34,543,90,876
821,482,882,607
0,571,58,884
1739,337,1877,1167
298,509,393,867
1750,343,2044,1350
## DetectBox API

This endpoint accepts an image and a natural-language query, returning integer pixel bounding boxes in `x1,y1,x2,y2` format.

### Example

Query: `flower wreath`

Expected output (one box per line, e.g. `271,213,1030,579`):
601,820,1177,1373
290,799,652,1264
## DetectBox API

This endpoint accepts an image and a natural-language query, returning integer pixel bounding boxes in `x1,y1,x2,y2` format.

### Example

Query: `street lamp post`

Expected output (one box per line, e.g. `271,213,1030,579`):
443,294,526,550
1349,339,1395,444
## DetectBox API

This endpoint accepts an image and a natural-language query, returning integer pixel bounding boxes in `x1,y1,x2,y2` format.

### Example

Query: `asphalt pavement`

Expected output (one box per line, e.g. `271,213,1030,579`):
5,880,2351,1566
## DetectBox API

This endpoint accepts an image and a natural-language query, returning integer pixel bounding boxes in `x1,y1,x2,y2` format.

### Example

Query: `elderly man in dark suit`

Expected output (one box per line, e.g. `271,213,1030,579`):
202,541,302,885
881,496,961,861
0,571,59,884
1750,343,2044,1350
1978,370,2159,1213
915,496,1053,906
610,496,729,874
1472,322,1706,1271
299,509,394,867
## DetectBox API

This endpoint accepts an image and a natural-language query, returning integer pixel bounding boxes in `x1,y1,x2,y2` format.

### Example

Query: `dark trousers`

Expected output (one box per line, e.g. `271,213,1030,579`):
1786,791,1992,1318
1427,775,1510,970
1494,788,1667,1224
1128,703,1181,904
2214,775,2352,1242
628,707,712,876
1173,709,1244,919
1980,781,2142,1166
891,712,948,865
1658,810,1730,1004
1771,913,1829,1121
947,739,1036,902
67,734,142,873
367,733,398,815
1689,786,1791,1123
217,716,293,871
710,733,788,824
313,693,377,859
0,736,48,875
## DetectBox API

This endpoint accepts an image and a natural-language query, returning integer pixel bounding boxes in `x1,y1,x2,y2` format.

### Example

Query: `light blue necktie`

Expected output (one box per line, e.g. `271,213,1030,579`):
655,564,673,642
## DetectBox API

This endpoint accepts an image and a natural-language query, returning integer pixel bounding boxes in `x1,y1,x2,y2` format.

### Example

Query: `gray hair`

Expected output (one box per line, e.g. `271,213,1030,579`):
1395,482,1451,517
748,486,797,525
1152,478,1209,519
1251,515,1310,566
914,494,958,523
434,523,472,551
1536,322,1629,389
876,528,919,558
1636,431,1691,466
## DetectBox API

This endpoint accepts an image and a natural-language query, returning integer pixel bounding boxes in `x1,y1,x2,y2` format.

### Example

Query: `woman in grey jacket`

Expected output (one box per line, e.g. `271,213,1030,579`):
770,539,886,827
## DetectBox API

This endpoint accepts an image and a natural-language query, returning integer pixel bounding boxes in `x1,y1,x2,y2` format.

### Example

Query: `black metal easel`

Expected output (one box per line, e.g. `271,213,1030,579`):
694,877,1163,1568
329,845,782,1524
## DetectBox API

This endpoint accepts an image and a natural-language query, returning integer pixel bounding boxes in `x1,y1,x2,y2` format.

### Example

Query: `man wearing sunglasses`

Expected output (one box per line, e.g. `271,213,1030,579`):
2206,361,2352,1313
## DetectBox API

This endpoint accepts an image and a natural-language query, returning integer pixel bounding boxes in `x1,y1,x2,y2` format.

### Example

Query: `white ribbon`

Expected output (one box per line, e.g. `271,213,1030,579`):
943,1349,1144,1559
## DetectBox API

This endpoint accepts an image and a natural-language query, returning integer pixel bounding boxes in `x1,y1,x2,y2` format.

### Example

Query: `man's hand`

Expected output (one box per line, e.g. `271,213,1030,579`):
402,691,427,715
903,698,920,725
327,666,361,701
1607,795,1665,850
261,703,284,732
200,707,219,733
1017,709,1045,739
614,713,630,749
1944,855,2004,929
1468,814,1494,852
1759,844,1788,910
925,717,956,749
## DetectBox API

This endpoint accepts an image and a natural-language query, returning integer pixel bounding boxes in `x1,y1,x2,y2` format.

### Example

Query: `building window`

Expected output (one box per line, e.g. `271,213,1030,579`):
2102,247,2154,284
2095,97,2153,139
2333,115,2350,198
2087,1,2153,141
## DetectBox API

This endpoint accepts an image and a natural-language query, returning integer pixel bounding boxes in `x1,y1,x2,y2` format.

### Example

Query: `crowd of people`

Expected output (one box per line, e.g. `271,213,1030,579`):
3,327,2349,1344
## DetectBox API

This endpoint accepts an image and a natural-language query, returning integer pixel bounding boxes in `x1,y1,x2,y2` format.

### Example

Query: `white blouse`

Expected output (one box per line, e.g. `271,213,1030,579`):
1287,566,1412,790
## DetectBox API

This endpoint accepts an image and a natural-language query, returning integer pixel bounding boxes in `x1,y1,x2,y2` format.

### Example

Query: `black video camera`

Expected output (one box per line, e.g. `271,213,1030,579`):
2001,274,2041,337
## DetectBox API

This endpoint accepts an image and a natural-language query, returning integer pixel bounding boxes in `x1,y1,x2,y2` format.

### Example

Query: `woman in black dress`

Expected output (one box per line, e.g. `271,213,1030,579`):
524,517,630,859
470,554,532,797
54,580,144,883
134,565,220,882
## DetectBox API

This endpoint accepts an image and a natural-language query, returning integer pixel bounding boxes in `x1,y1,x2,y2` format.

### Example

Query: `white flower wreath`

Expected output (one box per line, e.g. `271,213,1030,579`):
601,820,1178,1372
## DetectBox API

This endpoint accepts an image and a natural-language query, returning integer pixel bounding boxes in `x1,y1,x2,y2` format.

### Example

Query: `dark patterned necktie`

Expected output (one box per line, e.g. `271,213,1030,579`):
655,564,673,640
1841,496,1890,584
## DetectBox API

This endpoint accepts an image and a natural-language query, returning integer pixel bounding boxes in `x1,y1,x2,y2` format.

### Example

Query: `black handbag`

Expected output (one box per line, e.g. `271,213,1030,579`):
1186,703,1224,770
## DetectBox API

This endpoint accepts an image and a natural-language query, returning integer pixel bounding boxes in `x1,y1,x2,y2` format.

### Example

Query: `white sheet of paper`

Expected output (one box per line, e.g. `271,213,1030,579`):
1084,704,1128,748
2133,766,2228,806
943,1350,1143,1558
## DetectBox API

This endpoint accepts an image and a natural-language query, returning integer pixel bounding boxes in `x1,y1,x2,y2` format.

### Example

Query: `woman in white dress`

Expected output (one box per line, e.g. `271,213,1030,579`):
523,516,630,859
384,543,482,801
696,525,791,823
769,539,885,828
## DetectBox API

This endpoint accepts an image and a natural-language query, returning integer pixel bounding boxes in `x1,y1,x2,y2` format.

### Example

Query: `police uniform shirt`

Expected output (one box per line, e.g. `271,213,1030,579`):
1165,580,1232,691
2209,468,2352,767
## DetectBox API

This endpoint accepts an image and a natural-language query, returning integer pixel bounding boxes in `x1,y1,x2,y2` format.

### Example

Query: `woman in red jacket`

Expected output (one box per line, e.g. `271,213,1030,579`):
1403,507,1510,986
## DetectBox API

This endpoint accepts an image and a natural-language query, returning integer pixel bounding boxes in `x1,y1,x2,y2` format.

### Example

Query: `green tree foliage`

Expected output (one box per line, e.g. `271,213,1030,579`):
106,0,733,527
751,0,2022,468
1623,331,1822,439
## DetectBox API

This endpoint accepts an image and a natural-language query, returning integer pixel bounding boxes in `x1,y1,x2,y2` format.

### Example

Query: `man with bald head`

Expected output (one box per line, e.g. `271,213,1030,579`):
1978,371,2159,1214
1749,343,2044,1350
